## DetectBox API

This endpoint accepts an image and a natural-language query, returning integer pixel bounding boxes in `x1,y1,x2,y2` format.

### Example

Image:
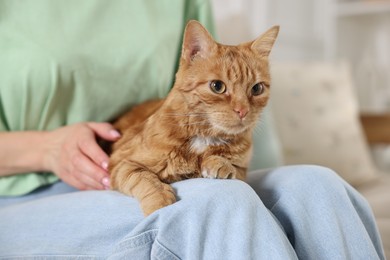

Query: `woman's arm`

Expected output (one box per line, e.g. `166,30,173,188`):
0,122,121,190
0,131,49,176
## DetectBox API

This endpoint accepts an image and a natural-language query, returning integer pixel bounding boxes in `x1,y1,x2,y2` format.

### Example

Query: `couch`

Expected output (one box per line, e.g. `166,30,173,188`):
267,62,390,258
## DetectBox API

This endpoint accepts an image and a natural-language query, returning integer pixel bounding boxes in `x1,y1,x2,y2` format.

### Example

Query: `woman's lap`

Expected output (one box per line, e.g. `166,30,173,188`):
0,181,79,208
0,177,295,259
0,165,385,259
0,189,144,258
249,165,385,259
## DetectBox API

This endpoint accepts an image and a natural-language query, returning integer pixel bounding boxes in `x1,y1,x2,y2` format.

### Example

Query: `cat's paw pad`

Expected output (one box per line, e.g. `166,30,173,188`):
201,156,236,179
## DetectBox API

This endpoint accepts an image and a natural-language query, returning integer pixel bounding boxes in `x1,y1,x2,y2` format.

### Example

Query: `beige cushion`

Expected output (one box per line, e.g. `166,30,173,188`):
358,174,390,218
376,218,390,258
358,174,390,258
270,62,378,186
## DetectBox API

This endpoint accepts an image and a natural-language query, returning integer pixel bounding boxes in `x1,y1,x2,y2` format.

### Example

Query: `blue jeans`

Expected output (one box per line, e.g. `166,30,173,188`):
0,165,385,259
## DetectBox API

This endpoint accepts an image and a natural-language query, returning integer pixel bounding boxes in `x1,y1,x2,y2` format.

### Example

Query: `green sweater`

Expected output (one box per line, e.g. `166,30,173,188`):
0,0,215,196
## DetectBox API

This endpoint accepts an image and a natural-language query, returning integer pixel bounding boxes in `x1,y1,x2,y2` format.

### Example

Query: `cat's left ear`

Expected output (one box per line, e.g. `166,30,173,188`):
182,20,217,62
251,26,280,57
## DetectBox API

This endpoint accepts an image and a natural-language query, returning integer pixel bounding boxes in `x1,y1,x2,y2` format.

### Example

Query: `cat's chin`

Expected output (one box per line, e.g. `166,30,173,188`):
211,122,249,136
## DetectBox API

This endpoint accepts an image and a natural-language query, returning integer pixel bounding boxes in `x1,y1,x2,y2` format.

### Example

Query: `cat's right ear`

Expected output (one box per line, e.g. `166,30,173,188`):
251,25,280,57
182,20,217,62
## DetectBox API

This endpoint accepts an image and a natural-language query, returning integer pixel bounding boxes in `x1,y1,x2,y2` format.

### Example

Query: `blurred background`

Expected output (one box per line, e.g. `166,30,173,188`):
209,1,390,253
211,0,390,173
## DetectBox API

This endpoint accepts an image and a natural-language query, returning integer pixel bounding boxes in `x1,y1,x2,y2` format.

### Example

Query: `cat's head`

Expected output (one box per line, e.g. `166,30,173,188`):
173,20,279,136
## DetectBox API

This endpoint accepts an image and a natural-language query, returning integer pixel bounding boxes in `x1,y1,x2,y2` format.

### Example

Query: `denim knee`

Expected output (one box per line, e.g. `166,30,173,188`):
173,179,266,215
255,165,356,208
124,179,295,260
277,165,345,194
205,180,263,209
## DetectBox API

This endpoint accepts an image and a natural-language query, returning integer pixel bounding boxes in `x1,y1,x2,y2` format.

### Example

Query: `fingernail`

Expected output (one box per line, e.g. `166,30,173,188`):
110,130,121,138
101,161,109,170
102,177,110,187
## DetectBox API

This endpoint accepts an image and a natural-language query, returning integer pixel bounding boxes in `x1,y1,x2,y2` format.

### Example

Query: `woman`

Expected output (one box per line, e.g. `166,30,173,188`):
0,1,385,259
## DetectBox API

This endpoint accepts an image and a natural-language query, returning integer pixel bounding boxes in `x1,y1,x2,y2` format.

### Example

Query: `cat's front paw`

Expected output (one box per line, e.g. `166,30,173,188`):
201,156,237,179
141,183,176,216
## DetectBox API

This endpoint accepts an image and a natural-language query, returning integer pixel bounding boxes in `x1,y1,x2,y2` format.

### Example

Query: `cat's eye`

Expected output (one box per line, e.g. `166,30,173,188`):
251,83,265,96
209,80,226,94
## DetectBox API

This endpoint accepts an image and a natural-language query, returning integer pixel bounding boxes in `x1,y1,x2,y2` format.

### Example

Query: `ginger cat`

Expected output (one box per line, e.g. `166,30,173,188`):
109,20,279,216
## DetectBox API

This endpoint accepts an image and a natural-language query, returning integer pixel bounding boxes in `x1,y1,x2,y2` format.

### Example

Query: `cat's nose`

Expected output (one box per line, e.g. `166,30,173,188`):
234,108,248,119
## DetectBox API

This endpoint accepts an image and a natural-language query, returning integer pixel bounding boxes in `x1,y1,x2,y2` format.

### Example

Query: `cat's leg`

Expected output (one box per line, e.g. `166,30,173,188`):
111,162,176,216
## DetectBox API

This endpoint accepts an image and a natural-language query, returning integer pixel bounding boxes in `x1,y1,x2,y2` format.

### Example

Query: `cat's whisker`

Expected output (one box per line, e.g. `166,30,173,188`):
163,113,220,119
167,122,211,127
162,117,211,125
162,113,226,123
164,112,225,116
165,112,211,115
163,116,208,120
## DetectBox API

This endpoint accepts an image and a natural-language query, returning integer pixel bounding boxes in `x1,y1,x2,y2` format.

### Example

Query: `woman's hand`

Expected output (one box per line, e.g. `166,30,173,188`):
43,122,121,190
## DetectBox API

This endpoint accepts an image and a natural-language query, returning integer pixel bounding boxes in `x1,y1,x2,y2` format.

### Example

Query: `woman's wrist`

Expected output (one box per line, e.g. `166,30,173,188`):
35,130,53,173
0,131,51,176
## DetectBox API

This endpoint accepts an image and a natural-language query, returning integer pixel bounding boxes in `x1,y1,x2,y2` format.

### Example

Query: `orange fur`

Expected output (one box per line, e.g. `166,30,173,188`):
109,21,279,216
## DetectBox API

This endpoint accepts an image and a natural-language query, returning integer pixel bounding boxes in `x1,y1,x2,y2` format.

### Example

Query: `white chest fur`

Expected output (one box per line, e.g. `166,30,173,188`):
190,136,229,154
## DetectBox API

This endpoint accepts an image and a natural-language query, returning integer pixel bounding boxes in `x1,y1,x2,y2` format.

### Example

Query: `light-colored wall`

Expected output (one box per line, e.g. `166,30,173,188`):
211,0,324,61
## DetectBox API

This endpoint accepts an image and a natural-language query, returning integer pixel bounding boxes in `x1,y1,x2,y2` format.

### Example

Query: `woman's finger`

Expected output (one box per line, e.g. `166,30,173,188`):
87,122,121,141
77,135,111,171
66,174,96,191
65,174,88,191
71,152,108,190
